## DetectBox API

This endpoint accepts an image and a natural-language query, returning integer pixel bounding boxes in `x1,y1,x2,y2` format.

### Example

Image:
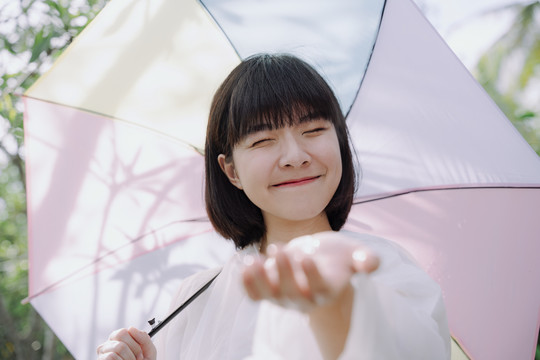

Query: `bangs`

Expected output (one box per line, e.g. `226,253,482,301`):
225,54,342,150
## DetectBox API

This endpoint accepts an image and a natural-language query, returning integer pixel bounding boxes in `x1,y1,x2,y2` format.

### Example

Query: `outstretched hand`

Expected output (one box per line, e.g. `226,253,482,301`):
241,231,380,312
97,327,156,360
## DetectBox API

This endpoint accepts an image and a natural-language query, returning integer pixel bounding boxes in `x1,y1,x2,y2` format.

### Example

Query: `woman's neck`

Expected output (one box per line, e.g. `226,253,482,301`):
260,212,332,253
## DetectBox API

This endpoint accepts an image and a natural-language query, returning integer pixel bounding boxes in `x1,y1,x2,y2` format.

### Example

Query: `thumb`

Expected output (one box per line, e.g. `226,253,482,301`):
351,248,380,274
128,327,157,360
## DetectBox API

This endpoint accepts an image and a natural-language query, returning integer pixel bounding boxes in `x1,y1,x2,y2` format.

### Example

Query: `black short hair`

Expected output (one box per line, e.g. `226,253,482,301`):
205,53,356,249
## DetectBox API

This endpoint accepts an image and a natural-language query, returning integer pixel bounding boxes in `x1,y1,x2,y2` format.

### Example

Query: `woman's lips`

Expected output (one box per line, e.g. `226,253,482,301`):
272,176,321,187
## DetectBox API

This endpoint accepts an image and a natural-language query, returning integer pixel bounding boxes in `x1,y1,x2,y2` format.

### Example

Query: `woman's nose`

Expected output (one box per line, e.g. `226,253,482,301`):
278,133,311,168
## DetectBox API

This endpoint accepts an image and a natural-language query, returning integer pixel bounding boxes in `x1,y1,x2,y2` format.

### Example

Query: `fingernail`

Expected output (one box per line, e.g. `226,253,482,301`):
264,257,276,270
304,237,320,255
352,249,380,272
266,243,278,256
243,254,255,266
352,249,368,263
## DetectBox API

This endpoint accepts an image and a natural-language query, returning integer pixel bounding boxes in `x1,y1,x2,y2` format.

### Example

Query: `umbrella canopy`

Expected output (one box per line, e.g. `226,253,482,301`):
23,0,540,359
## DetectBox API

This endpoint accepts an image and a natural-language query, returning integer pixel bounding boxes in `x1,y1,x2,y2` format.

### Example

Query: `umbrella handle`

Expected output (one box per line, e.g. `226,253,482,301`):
148,270,221,338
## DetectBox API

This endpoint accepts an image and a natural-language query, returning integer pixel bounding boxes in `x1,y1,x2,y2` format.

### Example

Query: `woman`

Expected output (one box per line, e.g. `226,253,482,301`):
97,54,450,360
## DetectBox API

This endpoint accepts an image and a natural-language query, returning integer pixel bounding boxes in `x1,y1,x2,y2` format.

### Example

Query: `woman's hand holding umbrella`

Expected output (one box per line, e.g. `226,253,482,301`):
97,327,156,360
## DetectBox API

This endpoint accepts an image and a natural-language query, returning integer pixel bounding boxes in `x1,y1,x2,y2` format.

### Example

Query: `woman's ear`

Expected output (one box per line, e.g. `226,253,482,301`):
218,154,243,189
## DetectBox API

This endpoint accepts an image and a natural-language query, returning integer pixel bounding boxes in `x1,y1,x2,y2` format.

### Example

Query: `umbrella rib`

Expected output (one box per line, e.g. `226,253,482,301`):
147,270,221,338
22,95,205,154
198,0,242,61
345,0,388,118
354,184,540,204
23,217,210,304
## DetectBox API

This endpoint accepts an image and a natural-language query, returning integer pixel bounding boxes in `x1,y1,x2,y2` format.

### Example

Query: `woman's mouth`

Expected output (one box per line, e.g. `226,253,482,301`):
272,176,321,187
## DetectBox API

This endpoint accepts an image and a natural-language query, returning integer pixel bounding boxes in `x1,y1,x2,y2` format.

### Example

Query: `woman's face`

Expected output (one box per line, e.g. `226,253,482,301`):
219,117,342,228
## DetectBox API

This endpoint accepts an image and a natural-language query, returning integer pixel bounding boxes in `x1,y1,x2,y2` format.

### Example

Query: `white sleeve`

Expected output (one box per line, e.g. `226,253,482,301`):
339,236,451,360
154,267,222,360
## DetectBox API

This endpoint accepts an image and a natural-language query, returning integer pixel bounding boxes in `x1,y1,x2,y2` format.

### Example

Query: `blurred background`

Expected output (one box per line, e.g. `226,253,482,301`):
0,0,538,358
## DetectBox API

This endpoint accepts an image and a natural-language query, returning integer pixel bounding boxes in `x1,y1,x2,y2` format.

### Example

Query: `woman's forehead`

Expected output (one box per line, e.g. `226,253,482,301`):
244,109,326,133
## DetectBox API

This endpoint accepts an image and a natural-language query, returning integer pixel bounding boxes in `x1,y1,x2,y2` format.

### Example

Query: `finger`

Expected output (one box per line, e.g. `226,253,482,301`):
301,256,331,303
109,329,142,360
266,243,279,257
243,266,260,300
351,249,380,274
275,249,303,298
97,340,137,360
97,351,123,360
128,327,156,360
97,342,121,359
243,258,276,300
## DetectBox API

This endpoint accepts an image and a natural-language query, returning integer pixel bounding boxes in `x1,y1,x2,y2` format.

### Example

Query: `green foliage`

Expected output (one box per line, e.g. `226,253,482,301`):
0,1,107,358
473,1,540,155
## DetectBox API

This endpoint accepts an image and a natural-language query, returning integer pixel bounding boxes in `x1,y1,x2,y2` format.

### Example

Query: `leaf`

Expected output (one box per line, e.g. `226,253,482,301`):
518,111,537,120
0,38,15,55
44,0,62,16
10,128,24,142
29,30,44,63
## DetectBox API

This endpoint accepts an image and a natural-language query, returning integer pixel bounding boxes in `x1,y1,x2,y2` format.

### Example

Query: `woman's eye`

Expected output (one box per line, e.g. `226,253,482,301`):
251,138,271,147
303,127,327,135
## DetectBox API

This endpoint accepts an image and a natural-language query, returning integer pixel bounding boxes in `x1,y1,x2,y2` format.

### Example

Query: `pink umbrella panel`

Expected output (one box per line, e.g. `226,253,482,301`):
23,0,540,359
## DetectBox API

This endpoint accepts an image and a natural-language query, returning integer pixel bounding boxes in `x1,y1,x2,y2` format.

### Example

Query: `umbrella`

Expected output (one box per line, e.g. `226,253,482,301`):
23,0,540,359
